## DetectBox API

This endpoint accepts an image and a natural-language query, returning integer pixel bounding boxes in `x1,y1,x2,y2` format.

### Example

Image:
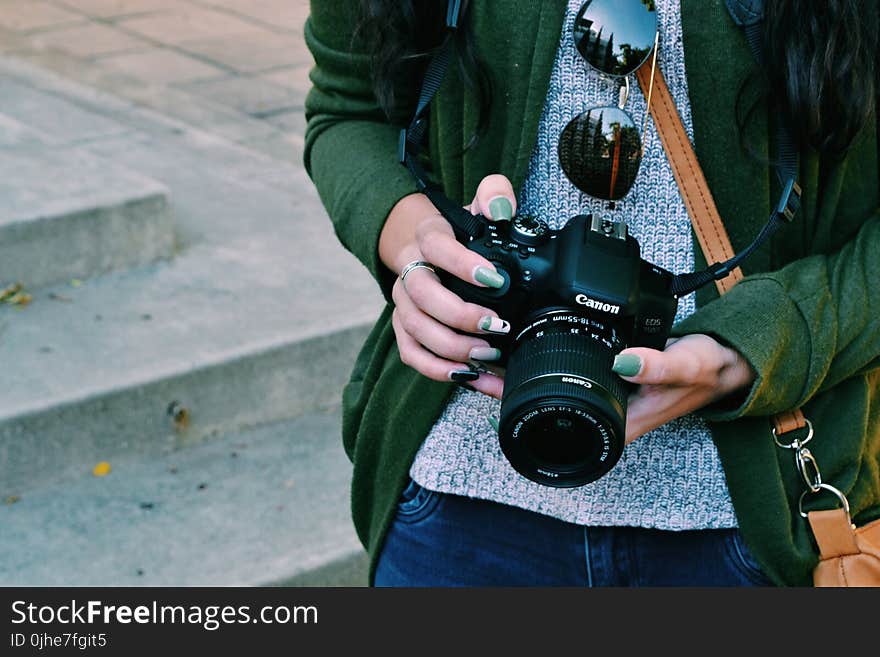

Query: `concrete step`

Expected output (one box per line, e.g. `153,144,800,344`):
0,410,367,587
0,57,384,494
0,75,176,288
0,142,174,290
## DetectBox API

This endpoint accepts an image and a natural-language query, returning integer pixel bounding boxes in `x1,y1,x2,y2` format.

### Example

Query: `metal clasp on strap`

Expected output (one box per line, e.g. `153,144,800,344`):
772,417,813,449
398,128,409,165
776,178,802,222
773,417,852,521
799,484,851,520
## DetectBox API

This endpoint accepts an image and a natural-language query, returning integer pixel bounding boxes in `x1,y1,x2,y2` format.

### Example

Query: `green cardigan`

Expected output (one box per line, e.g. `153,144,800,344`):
304,0,880,586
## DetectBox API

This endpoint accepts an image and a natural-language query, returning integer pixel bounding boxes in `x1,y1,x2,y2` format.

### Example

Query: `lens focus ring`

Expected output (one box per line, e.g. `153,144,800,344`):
503,330,629,415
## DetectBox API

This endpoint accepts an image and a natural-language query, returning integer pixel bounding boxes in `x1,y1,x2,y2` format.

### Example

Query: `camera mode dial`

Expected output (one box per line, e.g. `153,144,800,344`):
511,215,550,247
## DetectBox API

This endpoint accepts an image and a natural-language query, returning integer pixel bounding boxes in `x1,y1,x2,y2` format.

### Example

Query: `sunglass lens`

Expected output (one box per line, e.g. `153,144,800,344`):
558,107,643,201
573,0,657,77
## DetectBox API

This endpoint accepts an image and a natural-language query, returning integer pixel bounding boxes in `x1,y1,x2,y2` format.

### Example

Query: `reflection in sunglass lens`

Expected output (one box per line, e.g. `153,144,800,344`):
573,0,657,77
558,107,643,201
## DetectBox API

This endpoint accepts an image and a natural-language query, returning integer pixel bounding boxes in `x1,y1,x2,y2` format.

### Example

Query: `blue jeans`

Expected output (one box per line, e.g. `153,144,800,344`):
374,479,774,587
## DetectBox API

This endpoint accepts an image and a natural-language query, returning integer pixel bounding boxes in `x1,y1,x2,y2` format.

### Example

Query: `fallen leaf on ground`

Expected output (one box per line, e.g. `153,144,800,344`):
93,461,112,477
166,401,190,430
0,282,31,306
1,283,22,302
9,292,32,306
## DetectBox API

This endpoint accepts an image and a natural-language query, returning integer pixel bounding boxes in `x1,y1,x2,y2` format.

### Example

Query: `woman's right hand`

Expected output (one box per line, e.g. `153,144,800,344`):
379,175,519,400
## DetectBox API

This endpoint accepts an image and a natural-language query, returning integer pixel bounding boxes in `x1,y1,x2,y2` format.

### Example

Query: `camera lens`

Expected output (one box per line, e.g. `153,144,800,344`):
499,310,630,487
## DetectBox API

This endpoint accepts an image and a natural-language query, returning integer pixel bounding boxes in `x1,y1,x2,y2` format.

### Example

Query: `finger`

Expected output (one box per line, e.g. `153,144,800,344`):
399,269,511,335
467,372,504,400
611,347,700,386
470,174,517,222
393,282,498,362
416,216,506,289
392,309,482,383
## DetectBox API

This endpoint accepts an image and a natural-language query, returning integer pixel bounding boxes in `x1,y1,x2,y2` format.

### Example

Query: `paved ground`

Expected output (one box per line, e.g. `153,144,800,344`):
0,1,377,586
1,409,366,587
0,0,314,162
0,54,382,494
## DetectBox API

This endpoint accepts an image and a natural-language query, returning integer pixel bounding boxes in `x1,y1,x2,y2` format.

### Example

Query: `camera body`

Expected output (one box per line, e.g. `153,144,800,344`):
440,212,679,487
442,212,678,360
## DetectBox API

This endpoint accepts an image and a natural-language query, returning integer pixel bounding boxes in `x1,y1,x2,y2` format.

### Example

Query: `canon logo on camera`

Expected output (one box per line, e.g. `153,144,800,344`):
574,294,620,315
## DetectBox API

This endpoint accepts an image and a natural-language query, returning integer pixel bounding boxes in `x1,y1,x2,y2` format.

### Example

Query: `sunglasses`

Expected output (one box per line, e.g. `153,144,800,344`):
558,0,659,202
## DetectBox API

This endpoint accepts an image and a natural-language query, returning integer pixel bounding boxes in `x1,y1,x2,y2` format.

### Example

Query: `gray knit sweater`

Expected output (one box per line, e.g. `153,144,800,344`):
409,0,738,530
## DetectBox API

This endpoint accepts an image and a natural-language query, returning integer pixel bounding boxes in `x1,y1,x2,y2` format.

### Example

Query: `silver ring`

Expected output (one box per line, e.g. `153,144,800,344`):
798,483,851,519
400,260,436,290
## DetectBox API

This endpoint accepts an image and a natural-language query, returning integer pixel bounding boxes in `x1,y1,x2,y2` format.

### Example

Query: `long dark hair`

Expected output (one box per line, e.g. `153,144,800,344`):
355,0,491,143
357,0,877,159
763,0,877,159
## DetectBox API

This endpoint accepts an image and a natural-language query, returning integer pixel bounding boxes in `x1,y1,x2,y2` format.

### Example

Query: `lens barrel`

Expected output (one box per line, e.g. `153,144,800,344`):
499,312,630,487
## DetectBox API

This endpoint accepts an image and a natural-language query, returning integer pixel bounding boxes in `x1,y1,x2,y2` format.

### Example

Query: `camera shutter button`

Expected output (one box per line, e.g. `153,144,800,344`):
484,265,512,295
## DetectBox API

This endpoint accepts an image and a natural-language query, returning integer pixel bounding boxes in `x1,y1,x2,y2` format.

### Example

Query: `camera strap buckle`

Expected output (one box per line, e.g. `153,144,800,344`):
777,178,802,222
398,128,408,165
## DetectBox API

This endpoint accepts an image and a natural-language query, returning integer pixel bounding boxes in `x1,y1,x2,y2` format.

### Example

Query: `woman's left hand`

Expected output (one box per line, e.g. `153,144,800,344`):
611,334,757,444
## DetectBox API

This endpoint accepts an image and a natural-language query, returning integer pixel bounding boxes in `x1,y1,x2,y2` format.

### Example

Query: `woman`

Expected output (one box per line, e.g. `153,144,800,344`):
303,0,879,586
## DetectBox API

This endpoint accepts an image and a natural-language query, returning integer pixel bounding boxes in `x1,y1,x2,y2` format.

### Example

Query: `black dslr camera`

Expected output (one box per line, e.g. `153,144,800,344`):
441,212,678,487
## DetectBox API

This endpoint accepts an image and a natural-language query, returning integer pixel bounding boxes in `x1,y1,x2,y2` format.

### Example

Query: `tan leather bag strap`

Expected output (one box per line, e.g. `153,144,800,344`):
808,509,859,558
635,65,743,296
770,408,807,435
634,65,810,475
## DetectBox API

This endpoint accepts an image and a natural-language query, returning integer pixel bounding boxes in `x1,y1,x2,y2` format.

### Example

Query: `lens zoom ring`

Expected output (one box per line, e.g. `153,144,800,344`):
504,331,628,409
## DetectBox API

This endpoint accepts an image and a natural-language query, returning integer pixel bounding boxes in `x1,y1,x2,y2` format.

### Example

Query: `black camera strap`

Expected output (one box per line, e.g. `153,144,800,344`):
398,1,486,243
725,0,799,185
399,0,802,298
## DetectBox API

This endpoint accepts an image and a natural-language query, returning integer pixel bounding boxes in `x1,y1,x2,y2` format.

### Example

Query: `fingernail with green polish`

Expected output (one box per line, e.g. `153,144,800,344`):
474,266,505,289
478,316,511,334
612,353,642,377
449,370,480,382
488,196,513,222
469,346,502,361
487,416,500,432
